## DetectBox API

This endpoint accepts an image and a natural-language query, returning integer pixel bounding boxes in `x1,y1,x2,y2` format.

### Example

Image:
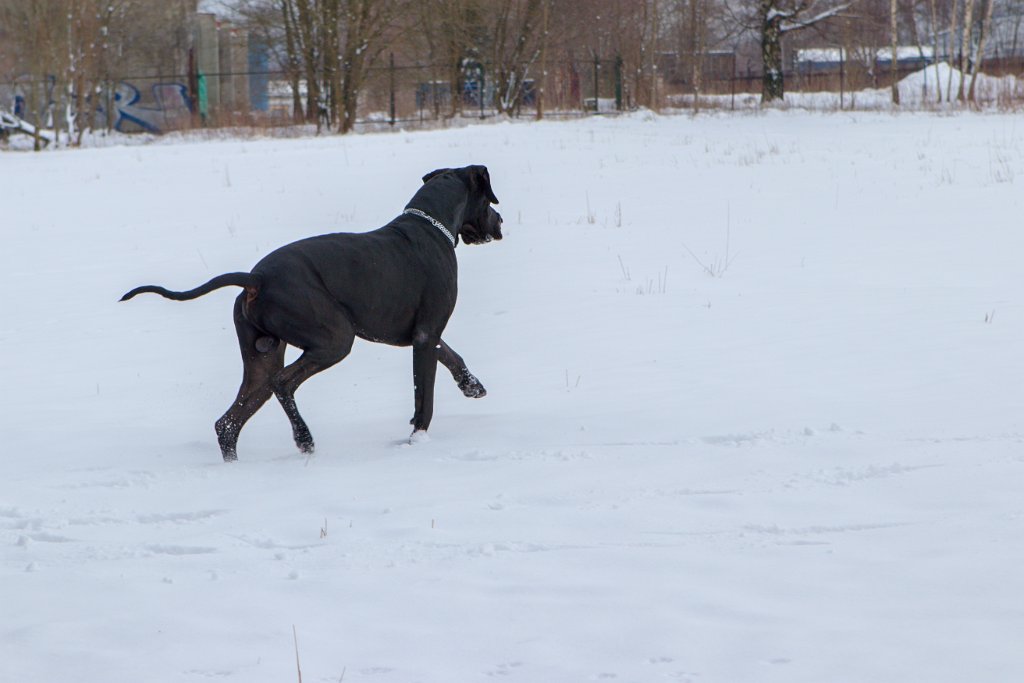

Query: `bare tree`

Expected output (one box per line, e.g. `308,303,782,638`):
260,0,405,132
280,0,306,119
745,0,852,101
0,1,63,147
535,0,550,118
290,0,323,123
957,0,975,99
412,0,481,118
688,0,710,111
337,0,405,132
890,0,900,103
490,0,544,114
943,0,957,99
236,0,306,119
927,0,943,101
968,0,995,101
647,0,662,109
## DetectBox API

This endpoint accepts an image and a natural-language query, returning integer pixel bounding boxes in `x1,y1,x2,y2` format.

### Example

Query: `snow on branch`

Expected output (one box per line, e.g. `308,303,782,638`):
780,1,853,33
766,8,798,22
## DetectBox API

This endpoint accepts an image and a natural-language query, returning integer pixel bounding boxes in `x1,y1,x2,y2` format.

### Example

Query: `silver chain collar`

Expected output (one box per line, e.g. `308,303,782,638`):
403,208,456,247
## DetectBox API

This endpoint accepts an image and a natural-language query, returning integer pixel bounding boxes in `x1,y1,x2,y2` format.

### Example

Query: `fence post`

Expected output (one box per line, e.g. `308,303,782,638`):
614,54,623,110
839,47,845,110
593,52,600,112
731,53,737,111
389,52,396,127
106,78,114,132
479,68,486,119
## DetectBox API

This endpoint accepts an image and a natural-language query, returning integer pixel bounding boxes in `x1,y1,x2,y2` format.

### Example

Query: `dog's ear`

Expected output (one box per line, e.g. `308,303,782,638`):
422,168,450,184
467,165,499,204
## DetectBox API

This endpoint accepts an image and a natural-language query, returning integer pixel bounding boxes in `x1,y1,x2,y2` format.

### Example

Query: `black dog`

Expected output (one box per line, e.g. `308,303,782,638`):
122,165,503,461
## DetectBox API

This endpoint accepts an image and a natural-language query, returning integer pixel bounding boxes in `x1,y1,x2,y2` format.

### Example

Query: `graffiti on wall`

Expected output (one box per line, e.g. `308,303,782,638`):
104,81,193,133
2,78,194,135
1,78,193,135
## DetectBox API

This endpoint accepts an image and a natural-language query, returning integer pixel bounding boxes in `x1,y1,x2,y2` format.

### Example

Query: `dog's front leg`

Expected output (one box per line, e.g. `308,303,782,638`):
438,340,486,398
411,332,441,434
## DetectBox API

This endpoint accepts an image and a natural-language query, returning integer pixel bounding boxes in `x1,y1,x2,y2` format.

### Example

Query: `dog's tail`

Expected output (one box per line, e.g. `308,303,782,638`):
120,272,259,302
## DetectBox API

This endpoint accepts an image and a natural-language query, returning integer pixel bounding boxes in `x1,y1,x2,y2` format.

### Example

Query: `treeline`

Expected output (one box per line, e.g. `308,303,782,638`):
1,0,1020,142
238,0,1019,125
238,0,671,131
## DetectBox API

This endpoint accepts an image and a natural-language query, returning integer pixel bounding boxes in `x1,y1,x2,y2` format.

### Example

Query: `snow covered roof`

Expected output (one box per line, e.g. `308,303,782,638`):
797,47,934,63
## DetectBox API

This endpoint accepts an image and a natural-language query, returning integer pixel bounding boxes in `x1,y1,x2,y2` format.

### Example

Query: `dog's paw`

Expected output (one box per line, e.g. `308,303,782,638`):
408,430,430,445
458,374,487,399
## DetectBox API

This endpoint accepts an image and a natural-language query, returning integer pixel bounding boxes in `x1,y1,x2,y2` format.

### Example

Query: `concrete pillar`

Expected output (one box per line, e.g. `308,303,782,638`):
219,26,250,116
233,31,250,115
196,13,220,114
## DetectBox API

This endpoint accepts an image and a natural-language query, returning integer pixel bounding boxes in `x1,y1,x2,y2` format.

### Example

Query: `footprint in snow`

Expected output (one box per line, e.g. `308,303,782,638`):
144,544,217,556
136,509,227,524
485,661,523,677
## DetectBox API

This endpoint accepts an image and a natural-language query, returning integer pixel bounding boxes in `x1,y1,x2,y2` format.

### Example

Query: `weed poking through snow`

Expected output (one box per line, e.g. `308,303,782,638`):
684,205,736,278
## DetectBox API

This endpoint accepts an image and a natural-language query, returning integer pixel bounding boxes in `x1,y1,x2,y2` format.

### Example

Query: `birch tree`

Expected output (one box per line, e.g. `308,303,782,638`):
967,0,995,102
741,0,853,101
945,0,959,100
957,0,975,100
928,0,942,102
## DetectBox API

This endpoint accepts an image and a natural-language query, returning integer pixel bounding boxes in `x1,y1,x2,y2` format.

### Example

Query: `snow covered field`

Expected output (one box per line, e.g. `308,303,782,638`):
2,111,1023,682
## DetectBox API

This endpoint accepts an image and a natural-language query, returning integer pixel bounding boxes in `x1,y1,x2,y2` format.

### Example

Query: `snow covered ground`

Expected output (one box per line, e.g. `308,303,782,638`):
2,111,1023,682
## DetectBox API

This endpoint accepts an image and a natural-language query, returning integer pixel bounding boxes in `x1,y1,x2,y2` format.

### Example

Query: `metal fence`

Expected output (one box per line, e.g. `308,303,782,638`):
3,53,1023,142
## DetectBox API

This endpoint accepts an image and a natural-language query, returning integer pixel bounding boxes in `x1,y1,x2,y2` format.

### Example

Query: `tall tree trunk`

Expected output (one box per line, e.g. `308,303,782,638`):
968,0,995,102
649,0,661,111
928,0,942,102
535,0,549,119
946,0,959,101
957,0,976,101
492,0,542,115
338,44,364,134
281,0,305,121
761,1,784,101
322,0,340,128
691,0,704,112
338,0,370,134
293,0,321,124
890,0,900,104
906,0,928,101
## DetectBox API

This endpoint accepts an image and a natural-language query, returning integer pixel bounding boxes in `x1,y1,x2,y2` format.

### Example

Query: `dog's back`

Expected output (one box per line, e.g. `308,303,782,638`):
247,219,457,347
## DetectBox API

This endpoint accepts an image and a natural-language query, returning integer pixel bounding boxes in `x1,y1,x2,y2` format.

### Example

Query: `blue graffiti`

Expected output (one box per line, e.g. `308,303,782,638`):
100,81,193,133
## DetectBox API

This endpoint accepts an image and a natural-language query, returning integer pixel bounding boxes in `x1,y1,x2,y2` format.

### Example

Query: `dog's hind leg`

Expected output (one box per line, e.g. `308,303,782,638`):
215,296,286,462
269,313,356,455
437,339,487,398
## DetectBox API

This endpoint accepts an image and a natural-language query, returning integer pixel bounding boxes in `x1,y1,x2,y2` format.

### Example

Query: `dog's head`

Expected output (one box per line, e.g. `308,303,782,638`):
423,165,503,245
